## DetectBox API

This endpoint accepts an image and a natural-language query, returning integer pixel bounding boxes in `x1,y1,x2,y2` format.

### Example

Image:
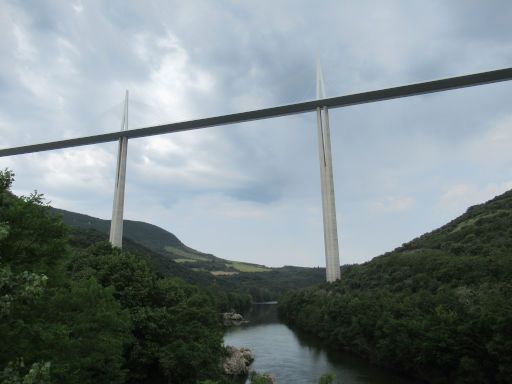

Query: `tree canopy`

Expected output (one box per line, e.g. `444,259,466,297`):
0,169,229,383
279,190,512,383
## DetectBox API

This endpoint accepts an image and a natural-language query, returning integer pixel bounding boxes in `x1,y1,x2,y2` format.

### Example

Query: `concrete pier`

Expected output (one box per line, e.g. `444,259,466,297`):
109,91,129,248
316,64,341,282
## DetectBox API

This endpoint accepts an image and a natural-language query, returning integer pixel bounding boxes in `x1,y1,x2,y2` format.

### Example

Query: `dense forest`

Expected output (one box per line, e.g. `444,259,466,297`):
216,266,325,302
0,169,250,383
279,190,512,383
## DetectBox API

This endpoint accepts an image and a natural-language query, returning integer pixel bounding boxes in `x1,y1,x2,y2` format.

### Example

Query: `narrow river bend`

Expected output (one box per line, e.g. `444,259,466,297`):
224,303,415,384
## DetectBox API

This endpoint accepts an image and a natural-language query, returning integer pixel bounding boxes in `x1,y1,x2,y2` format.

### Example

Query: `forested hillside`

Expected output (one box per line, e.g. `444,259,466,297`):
51,207,269,273
217,266,325,302
279,190,512,383
52,208,325,302
0,170,238,383
67,223,324,303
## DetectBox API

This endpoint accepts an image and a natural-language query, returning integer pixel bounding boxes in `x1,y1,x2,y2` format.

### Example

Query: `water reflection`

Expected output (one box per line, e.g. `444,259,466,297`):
242,302,279,324
224,304,416,384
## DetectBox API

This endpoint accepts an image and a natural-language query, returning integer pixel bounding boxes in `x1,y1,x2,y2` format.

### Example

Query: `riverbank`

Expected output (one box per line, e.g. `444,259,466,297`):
224,304,416,384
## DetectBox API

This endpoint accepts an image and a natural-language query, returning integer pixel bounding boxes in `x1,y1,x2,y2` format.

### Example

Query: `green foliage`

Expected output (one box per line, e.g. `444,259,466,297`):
50,207,183,249
0,169,14,191
69,242,224,383
0,267,47,318
1,271,130,384
217,266,325,302
197,381,222,384
0,184,68,279
0,170,132,384
398,191,512,257
0,170,226,384
318,372,335,384
279,190,512,383
249,371,275,383
44,279,131,384
0,222,9,241
0,359,51,384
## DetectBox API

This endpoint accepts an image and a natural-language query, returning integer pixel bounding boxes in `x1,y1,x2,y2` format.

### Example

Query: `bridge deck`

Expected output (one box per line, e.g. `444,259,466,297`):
1,67,511,157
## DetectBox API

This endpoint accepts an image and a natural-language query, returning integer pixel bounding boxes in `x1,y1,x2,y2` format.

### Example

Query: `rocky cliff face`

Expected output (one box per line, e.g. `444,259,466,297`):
223,312,248,326
223,345,254,375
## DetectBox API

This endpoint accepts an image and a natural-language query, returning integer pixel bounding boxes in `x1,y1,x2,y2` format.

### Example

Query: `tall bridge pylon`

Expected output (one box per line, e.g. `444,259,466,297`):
316,63,341,282
109,90,129,248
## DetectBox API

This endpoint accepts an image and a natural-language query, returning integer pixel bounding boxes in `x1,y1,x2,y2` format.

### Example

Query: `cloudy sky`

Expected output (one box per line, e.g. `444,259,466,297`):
1,0,511,267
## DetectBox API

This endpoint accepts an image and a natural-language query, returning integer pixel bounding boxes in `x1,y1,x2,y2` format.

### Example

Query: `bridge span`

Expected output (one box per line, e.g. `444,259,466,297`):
1,67,511,282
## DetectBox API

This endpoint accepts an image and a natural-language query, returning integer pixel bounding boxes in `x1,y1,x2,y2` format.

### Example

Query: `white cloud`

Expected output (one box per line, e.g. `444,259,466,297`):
466,115,512,166
181,194,269,220
128,31,215,126
12,22,36,61
437,181,512,215
72,2,84,14
130,132,253,191
6,145,116,204
369,196,416,214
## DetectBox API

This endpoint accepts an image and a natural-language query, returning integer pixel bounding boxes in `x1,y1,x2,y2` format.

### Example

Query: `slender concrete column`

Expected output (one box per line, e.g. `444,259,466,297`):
316,64,341,282
109,91,129,248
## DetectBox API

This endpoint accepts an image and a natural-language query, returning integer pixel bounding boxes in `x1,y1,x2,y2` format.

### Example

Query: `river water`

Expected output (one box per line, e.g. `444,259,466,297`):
224,303,415,384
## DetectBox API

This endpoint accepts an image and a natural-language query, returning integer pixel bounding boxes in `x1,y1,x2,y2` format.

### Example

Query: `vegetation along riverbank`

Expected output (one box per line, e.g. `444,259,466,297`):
279,189,512,383
0,169,247,383
3,165,510,383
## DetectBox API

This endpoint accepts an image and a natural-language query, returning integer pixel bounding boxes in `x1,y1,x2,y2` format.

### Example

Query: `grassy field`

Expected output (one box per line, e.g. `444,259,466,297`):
211,271,238,276
227,261,270,272
164,245,210,261
166,246,270,273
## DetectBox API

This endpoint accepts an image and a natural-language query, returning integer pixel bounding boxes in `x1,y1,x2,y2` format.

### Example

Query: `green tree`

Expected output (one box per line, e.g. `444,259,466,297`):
249,372,275,384
69,242,224,384
0,170,132,384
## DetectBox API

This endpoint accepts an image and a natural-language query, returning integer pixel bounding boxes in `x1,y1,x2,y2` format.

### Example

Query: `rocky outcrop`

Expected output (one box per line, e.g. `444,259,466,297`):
222,312,248,326
223,345,254,375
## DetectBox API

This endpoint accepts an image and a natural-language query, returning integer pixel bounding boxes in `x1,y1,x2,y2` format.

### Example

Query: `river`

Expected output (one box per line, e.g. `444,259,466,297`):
224,303,416,384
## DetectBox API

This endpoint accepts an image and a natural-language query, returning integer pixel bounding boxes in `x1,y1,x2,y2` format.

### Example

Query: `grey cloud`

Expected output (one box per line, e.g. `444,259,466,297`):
1,0,512,265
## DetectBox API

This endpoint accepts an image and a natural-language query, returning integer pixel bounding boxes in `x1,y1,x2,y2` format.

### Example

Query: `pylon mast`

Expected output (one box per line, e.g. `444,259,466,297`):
109,90,129,248
316,63,340,282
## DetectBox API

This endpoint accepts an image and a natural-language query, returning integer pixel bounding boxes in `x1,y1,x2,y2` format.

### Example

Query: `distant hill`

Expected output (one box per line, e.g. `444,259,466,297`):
51,207,182,251
279,189,512,383
50,207,325,300
50,207,269,273
65,224,218,287
396,189,512,257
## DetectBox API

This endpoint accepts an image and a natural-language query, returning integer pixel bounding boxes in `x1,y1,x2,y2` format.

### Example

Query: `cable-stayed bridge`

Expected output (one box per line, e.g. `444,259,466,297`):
1,67,511,281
